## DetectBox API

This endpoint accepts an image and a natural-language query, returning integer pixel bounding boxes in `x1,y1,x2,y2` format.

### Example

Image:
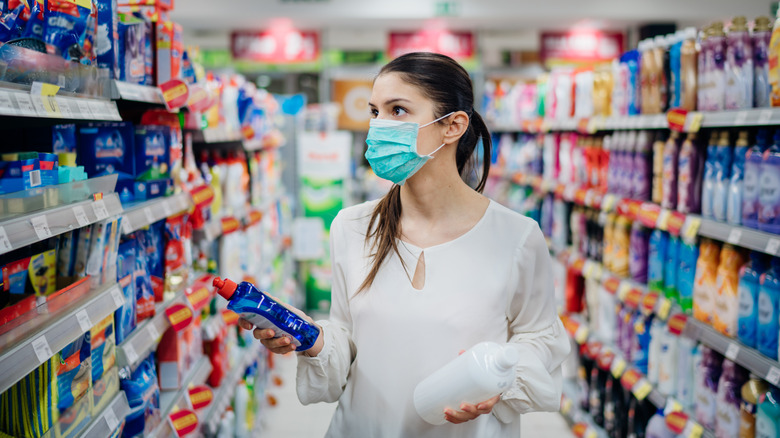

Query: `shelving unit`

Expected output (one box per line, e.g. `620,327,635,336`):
0,86,121,121
0,192,123,256
120,192,192,235
79,391,131,438
696,217,780,256
0,281,122,394
111,81,166,105
149,356,213,438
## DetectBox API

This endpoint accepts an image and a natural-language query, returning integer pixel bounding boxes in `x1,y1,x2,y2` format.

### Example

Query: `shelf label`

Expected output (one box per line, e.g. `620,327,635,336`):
766,238,780,256
759,109,774,124
618,281,632,301
104,406,120,431
560,397,573,416
664,398,683,416
88,100,107,119
0,91,13,113
665,411,690,434
574,325,589,344
186,286,211,311
725,342,740,361
767,366,780,386
188,385,214,410
668,313,688,336
31,335,53,364
110,287,125,308
221,217,241,235
681,216,702,243
641,292,660,316
734,111,748,126
124,343,139,365
638,203,662,228
601,194,617,212
92,199,109,220
611,357,627,378
0,226,12,253
73,206,90,227
657,297,672,320
147,323,160,340
75,309,92,332
656,209,671,230
31,215,52,239
76,100,92,119
121,216,133,234
162,201,173,218
666,211,687,236
57,98,74,118
160,79,190,111
667,108,688,132
632,378,653,400
682,421,704,438
685,112,704,133
621,369,642,391
143,207,155,224
727,228,742,245
625,288,644,309
166,303,194,332
14,93,37,116
170,409,199,437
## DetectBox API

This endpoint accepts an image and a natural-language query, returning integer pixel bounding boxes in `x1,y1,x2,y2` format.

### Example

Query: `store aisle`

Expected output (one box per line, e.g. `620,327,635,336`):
260,352,575,437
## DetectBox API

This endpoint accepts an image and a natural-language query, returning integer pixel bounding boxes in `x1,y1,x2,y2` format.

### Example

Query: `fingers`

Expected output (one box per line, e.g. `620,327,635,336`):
251,328,297,355
238,318,253,331
444,398,499,425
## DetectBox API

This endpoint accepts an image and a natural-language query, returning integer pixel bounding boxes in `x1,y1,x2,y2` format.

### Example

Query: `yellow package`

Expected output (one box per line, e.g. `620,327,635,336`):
29,250,56,296
712,244,747,336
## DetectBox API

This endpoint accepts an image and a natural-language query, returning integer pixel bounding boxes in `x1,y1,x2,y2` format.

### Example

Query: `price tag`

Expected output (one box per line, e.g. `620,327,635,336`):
121,216,133,234
664,398,683,416
104,407,119,431
734,111,748,126
759,109,774,124
560,397,573,415
632,379,653,400
92,199,109,220
76,100,92,119
35,95,62,117
727,228,742,245
144,207,155,224
682,217,702,242
110,287,125,308
686,112,704,133
611,357,627,378
147,323,160,340
73,206,90,227
0,226,12,253
766,366,780,386
725,342,740,361
75,309,92,332
682,421,704,438
124,344,139,365
163,201,173,218
14,93,37,116
89,101,106,119
31,215,52,239
618,282,632,301
766,238,780,256
0,91,14,113
657,209,671,230
657,298,672,320
31,335,53,364
57,98,74,118
602,194,616,212
574,325,589,344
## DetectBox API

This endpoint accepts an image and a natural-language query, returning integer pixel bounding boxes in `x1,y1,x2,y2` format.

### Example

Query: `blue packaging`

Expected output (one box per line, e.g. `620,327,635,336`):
737,252,769,349
758,130,780,234
120,353,160,438
0,157,41,194
44,0,90,59
631,313,653,375
712,135,733,222
727,132,749,225
648,230,668,293
0,4,22,42
743,129,770,229
133,235,154,321
136,222,164,301
134,125,170,181
77,122,135,202
114,240,136,344
134,178,172,201
38,153,58,187
678,240,698,314
664,235,680,303
670,35,683,108
758,258,780,360
621,50,641,115
21,0,43,40
56,332,91,412
53,124,77,154
701,134,718,219
95,0,119,79
118,19,146,84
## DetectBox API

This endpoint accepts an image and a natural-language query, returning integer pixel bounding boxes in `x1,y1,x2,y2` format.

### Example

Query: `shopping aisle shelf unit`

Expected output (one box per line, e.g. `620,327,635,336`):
110,81,166,105
149,356,213,438
0,85,121,121
77,391,131,438
120,192,192,235
0,280,122,394
695,217,780,257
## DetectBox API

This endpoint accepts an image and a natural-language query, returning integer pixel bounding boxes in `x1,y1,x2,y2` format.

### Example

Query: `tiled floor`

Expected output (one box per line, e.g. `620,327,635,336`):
258,352,575,437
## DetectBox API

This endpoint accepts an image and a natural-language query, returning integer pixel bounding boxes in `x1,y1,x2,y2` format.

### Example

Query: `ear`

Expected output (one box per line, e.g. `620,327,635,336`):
442,111,470,145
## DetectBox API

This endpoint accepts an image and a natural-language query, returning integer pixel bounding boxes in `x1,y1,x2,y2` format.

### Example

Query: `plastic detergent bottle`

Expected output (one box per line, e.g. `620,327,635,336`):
754,16,773,108
713,131,734,222
757,258,780,360
769,8,780,107
702,131,721,219
727,131,750,225
669,31,683,109
698,26,712,111
213,277,320,351
413,342,520,425
629,222,650,284
662,131,681,210
709,23,728,111
634,130,652,201
738,252,769,349
740,375,769,438
612,216,632,278
713,244,747,337
664,235,681,304
656,328,678,397
646,409,675,438
725,16,755,109
677,336,699,409
758,130,780,234
695,346,724,430
680,27,699,111
652,131,668,205
694,239,721,324
648,230,668,293
743,130,770,229
640,39,654,114
678,239,699,313
716,359,750,438
756,386,780,438
677,132,703,214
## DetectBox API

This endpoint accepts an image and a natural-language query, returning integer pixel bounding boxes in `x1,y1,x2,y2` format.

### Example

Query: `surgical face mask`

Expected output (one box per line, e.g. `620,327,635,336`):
364,112,454,185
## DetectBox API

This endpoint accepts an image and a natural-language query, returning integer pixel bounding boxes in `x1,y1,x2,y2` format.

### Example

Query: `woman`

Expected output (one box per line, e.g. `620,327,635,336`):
239,52,570,437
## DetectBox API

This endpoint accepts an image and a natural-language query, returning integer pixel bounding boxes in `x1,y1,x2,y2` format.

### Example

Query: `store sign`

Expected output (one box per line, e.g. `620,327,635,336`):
540,30,624,67
387,31,474,60
231,30,319,63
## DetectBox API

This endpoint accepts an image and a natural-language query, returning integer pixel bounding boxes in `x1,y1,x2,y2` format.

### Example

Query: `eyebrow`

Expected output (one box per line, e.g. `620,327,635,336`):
368,98,413,108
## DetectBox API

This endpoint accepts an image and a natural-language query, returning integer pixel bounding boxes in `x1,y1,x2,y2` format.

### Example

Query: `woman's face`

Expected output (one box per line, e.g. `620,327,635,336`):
369,72,447,156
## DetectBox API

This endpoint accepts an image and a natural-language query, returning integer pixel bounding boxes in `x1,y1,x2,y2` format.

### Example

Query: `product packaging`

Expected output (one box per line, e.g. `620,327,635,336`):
694,346,723,430
118,18,146,84
725,17,754,110
648,230,668,293
77,123,136,203
754,16,773,108
757,258,780,360
115,240,136,344
693,239,721,323
737,252,768,349
629,222,650,284
0,356,58,438
715,359,749,437
712,131,733,222
0,153,41,194
134,125,170,181
56,332,92,413
758,130,780,234
90,314,116,383
132,234,155,321
663,235,681,303
677,132,703,214
712,244,746,337
743,129,770,229
96,0,119,78
727,131,749,225
661,131,680,210
679,27,698,111
43,0,91,60
120,353,161,437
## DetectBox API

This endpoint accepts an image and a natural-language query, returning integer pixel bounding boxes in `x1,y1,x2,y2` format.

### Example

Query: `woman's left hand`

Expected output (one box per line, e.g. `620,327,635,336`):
444,395,501,424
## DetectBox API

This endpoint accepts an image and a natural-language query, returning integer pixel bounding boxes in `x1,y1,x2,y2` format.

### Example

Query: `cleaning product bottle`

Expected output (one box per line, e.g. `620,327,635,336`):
740,375,769,438
716,359,750,438
713,131,734,222
757,257,780,360
738,252,769,349
677,336,699,409
680,27,699,111
662,131,681,210
652,131,668,205
213,277,320,351
603,213,616,273
727,131,750,225
647,318,665,385
632,314,654,376
678,239,700,314
713,244,747,337
695,346,724,430
756,386,780,438
725,17,755,110
758,130,780,234
702,131,721,220
234,380,249,438
648,230,668,293
670,31,683,109
613,216,632,278
640,39,654,115
646,409,675,438
664,235,681,304
677,132,703,214
656,327,678,397
769,7,780,107
744,130,770,229
699,26,712,111
634,130,652,201
657,34,670,113
629,222,650,284
709,22,728,111
754,16,773,108
413,342,520,425
694,239,721,324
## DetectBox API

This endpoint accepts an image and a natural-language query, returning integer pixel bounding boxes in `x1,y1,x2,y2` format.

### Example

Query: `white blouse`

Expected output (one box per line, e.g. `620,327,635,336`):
296,199,571,438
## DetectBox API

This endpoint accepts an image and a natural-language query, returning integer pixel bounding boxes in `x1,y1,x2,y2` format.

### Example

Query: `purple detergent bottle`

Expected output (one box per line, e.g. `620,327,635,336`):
743,130,770,229
715,359,750,438
754,16,773,108
633,131,653,201
677,132,703,214
662,131,681,210
695,346,724,430
629,222,650,284
709,22,728,111
758,130,780,234
725,17,754,109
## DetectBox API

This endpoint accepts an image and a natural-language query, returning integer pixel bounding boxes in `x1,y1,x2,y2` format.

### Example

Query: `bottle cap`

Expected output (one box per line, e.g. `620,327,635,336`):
496,346,521,370
213,277,238,300
755,16,772,32
730,16,748,32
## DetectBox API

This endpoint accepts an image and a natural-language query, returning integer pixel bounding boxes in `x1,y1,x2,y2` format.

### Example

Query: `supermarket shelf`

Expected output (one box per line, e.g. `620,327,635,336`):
682,319,780,388
79,390,131,438
111,81,165,105
700,107,780,128
695,216,780,257
120,192,192,235
0,192,123,256
559,380,607,436
0,281,122,394
0,86,121,121
201,127,243,144
202,343,263,435
150,356,213,438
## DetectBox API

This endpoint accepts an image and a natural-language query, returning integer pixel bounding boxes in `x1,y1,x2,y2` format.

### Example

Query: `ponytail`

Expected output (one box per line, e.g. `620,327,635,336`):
358,185,403,293
468,111,492,193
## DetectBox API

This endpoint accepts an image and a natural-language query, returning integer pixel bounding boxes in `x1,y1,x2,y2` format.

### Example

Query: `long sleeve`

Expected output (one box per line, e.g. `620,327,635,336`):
492,223,571,423
296,213,357,405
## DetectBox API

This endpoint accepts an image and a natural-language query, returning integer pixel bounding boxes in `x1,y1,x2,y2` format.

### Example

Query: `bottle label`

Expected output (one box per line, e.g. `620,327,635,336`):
758,161,780,227
756,413,778,438
240,312,302,347
744,159,761,219
716,400,741,437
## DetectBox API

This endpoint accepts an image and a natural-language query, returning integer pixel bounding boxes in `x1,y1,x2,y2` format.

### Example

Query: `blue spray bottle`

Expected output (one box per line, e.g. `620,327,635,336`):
757,258,780,360
743,129,770,229
213,277,320,351
737,252,769,349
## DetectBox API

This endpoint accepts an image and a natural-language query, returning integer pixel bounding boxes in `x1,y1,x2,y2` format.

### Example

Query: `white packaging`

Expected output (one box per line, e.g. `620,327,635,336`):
413,342,520,425
657,330,679,396
647,318,665,385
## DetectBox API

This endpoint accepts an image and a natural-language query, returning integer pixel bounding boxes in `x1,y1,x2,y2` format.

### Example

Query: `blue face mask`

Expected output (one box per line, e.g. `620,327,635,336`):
364,112,454,185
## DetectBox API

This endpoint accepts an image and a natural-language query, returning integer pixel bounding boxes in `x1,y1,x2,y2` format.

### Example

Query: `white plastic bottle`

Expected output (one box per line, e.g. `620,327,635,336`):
414,342,520,425
234,381,250,438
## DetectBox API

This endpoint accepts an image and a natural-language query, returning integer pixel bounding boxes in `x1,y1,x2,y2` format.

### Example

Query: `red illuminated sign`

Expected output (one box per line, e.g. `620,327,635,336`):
388,31,474,60
231,30,319,63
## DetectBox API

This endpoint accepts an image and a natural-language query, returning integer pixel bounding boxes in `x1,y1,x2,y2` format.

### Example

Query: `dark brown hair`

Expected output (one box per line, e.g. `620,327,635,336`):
358,52,492,293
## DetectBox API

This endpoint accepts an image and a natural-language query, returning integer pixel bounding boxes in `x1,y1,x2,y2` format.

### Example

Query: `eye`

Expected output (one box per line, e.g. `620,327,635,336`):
369,108,378,118
392,106,408,116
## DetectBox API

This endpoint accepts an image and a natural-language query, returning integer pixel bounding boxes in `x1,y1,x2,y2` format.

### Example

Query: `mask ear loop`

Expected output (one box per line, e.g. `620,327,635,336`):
419,111,455,129
426,142,447,158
